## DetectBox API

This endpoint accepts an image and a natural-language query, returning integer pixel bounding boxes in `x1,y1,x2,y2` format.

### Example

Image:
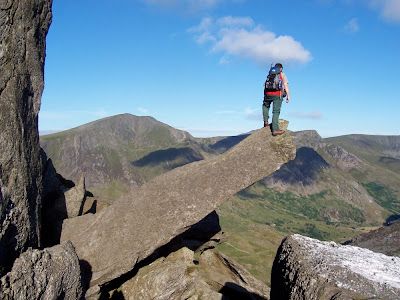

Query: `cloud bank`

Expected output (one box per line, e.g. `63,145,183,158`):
189,16,312,65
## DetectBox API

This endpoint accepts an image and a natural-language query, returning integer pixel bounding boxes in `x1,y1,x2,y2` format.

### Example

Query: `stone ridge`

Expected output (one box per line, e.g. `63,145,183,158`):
61,121,296,292
0,0,52,275
270,234,400,300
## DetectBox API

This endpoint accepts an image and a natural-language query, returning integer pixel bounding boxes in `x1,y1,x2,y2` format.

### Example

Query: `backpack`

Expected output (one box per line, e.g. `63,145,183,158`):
264,66,284,93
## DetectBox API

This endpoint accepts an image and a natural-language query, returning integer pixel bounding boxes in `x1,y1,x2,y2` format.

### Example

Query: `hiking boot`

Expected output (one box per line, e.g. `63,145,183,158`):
272,130,285,136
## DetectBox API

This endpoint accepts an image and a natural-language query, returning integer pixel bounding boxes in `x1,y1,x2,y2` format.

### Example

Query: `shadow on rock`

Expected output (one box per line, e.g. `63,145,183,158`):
79,259,93,297
385,214,400,226
220,282,267,300
0,224,18,276
209,134,250,154
132,147,203,170
98,211,221,296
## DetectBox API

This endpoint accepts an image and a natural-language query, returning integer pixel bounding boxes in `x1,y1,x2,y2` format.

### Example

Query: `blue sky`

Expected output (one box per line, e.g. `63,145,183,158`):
40,0,400,137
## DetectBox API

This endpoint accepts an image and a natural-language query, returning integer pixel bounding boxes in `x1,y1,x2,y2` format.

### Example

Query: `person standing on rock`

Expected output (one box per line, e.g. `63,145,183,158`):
262,63,291,136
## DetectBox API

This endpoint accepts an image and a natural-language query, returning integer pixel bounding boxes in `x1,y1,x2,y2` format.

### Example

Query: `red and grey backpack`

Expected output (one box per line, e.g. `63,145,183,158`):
264,65,284,94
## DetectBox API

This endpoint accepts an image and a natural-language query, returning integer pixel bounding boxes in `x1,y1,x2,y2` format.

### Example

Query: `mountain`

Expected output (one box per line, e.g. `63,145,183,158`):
40,116,400,286
40,114,221,202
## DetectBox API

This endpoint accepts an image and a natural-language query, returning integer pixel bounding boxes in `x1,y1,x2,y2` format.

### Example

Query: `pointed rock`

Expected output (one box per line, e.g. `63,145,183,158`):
64,175,86,218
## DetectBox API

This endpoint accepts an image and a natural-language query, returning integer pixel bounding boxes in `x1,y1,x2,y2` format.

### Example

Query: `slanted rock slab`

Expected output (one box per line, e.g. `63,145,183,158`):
62,121,296,290
270,234,400,300
0,241,83,300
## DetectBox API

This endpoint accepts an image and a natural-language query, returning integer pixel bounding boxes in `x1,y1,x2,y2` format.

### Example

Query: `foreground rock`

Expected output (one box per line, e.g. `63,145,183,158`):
344,222,400,257
0,241,83,299
0,0,52,274
62,121,295,291
271,234,400,299
116,247,269,300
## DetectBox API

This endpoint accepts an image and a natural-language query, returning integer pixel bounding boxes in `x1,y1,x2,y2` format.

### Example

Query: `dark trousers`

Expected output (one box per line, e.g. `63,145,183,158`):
262,95,283,131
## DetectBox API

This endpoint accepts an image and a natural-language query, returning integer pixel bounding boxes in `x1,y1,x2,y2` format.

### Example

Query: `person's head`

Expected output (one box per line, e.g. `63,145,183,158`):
275,63,283,70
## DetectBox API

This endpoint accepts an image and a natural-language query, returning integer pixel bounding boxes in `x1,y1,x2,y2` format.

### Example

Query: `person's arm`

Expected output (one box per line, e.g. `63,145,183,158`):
282,72,291,102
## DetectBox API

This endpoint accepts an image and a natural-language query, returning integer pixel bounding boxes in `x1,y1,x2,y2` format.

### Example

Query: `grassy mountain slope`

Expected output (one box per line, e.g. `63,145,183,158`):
41,114,218,202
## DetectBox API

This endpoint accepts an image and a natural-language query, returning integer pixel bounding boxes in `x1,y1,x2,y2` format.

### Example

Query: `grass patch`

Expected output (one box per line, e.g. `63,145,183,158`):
216,191,365,286
363,182,400,214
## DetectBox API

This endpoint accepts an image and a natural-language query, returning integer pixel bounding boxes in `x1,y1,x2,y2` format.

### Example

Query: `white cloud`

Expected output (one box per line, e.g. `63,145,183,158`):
137,107,149,114
344,18,360,33
289,111,323,120
370,0,400,22
189,16,312,65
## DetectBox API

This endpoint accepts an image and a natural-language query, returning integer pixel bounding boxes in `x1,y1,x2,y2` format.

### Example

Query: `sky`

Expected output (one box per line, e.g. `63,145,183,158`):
40,0,400,137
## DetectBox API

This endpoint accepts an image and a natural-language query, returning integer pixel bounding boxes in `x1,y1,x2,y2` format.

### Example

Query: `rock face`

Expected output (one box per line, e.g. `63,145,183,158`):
41,156,88,246
0,0,52,274
270,234,400,300
344,222,400,257
64,175,86,218
0,241,83,299
117,247,269,300
61,121,296,291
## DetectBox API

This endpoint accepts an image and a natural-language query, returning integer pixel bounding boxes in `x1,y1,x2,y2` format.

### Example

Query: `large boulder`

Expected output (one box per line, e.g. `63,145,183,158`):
270,234,400,299
0,0,52,274
61,121,296,291
0,241,83,299
116,247,269,300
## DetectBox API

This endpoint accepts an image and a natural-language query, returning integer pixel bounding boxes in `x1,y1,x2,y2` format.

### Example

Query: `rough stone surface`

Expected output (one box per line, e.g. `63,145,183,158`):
0,0,52,274
64,175,86,218
117,247,269,300
41,154,89,246
62,121,295,290
270,234,400,300
344,222,400,257
0,241,83,300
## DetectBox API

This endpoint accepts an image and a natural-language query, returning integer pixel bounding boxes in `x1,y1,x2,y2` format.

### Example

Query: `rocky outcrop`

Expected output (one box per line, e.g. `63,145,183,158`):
0,241,83,299
64,175,86,218
323,143,363,170
41,154,88,246
270,234,400,300
0,0,52,274
116,247,269,300
344,222,400,257
61,121,296,292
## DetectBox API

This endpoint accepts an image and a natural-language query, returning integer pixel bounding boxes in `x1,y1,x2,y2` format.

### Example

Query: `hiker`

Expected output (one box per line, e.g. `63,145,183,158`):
262,63,291,136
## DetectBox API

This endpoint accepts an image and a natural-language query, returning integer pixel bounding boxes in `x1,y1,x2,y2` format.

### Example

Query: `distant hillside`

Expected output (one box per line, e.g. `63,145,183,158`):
216,131,400,284
40,114,242,201
326,134,400,178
